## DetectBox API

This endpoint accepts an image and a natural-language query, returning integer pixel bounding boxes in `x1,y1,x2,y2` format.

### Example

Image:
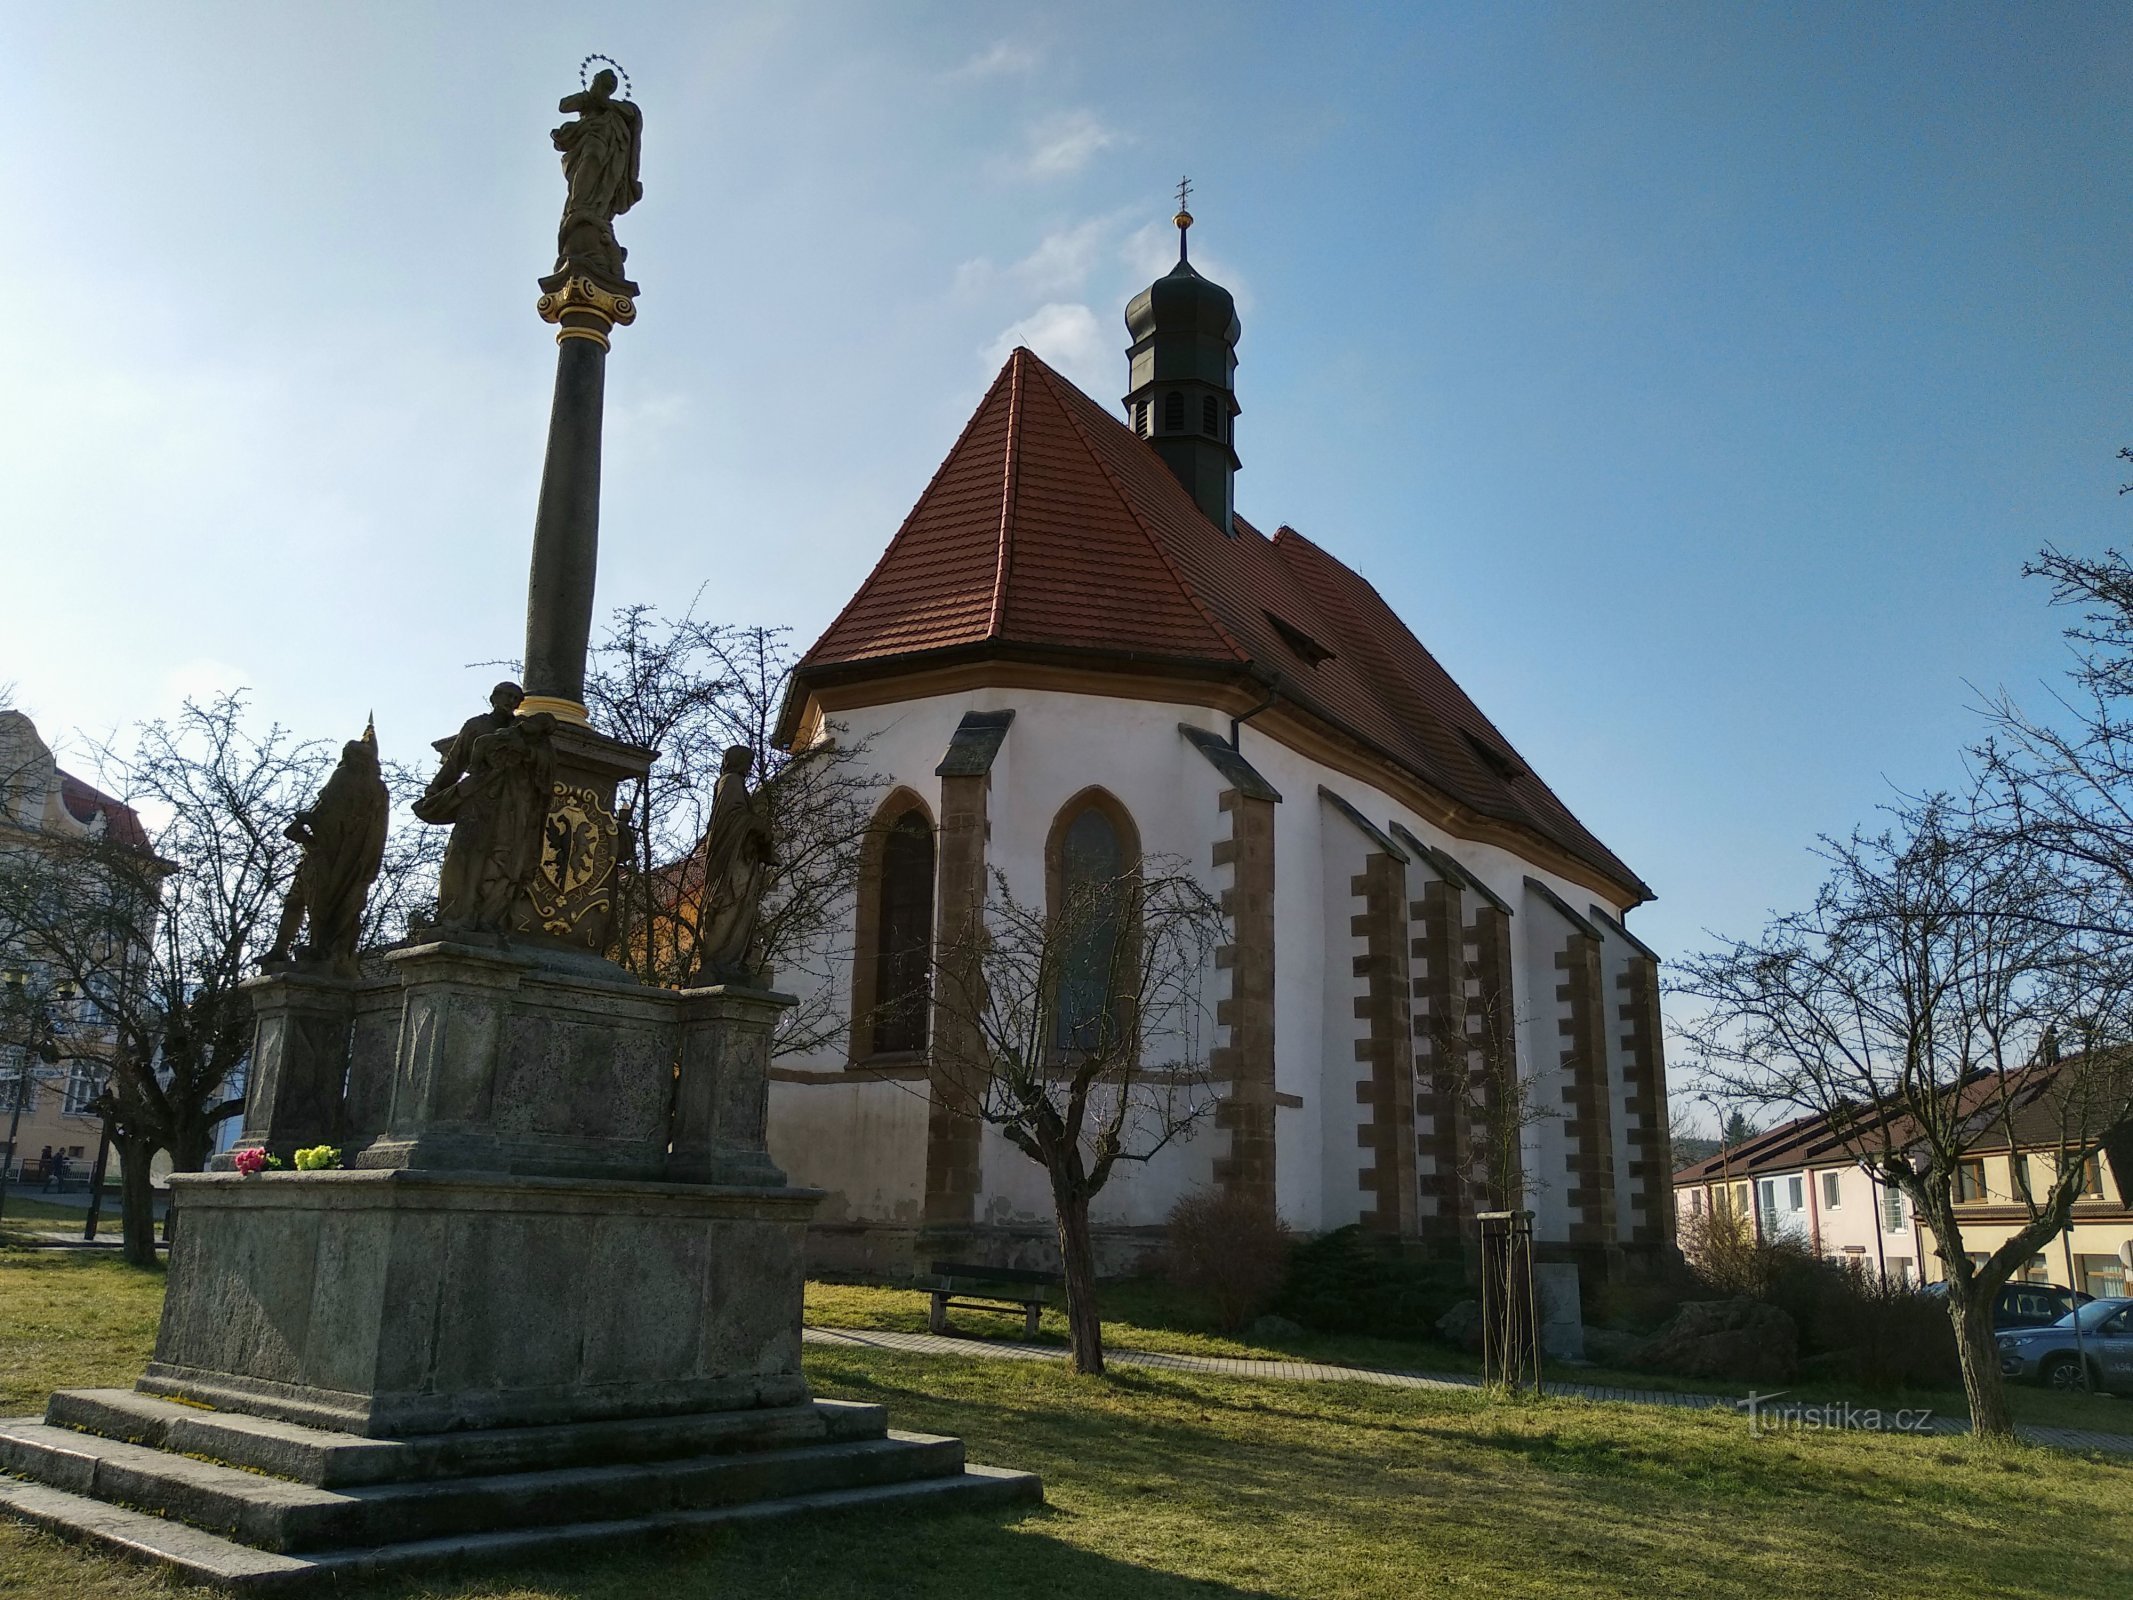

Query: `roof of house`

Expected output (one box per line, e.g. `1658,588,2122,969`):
1673,1057,2133,1187
793,346,1650,902
57,772,149,852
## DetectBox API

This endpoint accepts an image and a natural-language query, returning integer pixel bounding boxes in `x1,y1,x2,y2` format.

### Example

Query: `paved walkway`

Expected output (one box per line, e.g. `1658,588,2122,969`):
803,1325,2133,1457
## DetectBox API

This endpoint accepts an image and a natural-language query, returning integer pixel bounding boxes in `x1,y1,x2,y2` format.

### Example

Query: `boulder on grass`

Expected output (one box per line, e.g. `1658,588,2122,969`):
1634,1297,1797,1383
1247,1313,1305,1341
1435,1300,1484,1353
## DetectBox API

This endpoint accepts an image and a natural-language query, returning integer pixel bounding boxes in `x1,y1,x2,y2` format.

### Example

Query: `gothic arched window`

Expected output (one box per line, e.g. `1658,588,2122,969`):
1163,391,1185,433
1202,394,1219,436
852,794,935,1058
1134,398,1150,438
873,810,934,1052
1048,792,1140,1055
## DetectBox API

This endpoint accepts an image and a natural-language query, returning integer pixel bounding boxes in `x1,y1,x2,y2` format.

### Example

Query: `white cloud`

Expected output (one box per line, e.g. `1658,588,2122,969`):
1019,110,1125,178
983,303,1112,398
944,41,1038,81
954,209,1140,301
1008,213,1126,296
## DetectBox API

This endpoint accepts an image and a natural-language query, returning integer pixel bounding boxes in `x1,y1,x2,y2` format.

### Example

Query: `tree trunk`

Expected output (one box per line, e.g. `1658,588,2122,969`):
116,1135,160,1268
1948,1282,2015,1441
1052,1184,1105,1377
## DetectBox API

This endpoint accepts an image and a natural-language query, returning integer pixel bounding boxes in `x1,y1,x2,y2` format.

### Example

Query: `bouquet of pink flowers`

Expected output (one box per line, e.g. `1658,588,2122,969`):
231,1148,278,1177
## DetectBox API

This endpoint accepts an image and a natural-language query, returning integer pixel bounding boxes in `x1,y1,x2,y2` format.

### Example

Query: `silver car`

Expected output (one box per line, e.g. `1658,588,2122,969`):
1997,1297,2133,1394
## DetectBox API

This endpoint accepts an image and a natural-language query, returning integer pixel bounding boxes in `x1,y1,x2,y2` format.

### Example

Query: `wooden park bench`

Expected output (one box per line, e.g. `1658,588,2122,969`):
918,1260,1061,1338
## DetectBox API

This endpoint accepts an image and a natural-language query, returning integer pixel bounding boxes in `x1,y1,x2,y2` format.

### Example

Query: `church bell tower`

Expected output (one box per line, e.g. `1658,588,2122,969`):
1123,185,1241,534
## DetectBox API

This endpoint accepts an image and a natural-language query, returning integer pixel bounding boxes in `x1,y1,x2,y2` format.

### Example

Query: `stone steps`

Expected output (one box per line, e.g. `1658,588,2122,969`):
0,1458,1043,1593
43,1389,885,1487
0,1389,1042,1589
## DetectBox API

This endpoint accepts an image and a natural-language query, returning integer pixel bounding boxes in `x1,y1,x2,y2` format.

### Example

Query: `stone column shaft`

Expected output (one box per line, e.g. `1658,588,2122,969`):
522,274,637,722
523,332,607,711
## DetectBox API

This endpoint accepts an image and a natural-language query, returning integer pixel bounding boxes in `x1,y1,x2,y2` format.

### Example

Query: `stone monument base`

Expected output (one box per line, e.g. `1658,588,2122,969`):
0,1388,1038,1590
0,889,1046,1587
140,1169,818,1436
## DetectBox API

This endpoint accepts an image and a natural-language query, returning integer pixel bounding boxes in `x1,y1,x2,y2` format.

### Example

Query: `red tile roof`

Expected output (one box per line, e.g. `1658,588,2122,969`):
57,772,150,852
796,347,1650,902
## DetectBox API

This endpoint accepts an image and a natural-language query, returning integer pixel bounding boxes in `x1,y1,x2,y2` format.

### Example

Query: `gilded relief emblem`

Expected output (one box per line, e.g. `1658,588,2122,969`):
521,782,618,940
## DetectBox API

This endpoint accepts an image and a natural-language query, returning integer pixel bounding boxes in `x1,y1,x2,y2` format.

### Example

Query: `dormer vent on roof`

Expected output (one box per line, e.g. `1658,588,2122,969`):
1123,198,1241,535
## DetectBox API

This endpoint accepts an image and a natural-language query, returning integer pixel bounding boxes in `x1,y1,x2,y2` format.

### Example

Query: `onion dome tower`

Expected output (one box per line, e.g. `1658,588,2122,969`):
1123,184,1242,533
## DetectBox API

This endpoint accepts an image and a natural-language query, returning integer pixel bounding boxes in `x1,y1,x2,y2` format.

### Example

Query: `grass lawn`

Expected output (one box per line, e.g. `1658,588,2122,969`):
805,1278,2133,1437
0,1252,2126,1598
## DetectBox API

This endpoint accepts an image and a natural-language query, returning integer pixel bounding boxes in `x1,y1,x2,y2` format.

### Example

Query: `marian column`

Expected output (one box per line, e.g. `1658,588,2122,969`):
505,65,654,954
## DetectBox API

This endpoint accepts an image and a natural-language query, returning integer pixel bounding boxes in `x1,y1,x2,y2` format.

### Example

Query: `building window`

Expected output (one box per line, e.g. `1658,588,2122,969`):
1732,1182,1749,1218
1821,1170,1842,1210
1047,792,1140,1055
2075,1151,2107,1200
1134,398,1149,438
871,811,934,1053
62,1064,99,1115
1756,1178,1777,1228
1163,392,1185,433
1956,1158,1987,1204
1,1056,36,1115
1787,1175,1804,1210
1202,394,1219,436
1889,1257,1915,1288
1882,1183,1905,1233
850,793,935,1060
2077,1253,2129,1299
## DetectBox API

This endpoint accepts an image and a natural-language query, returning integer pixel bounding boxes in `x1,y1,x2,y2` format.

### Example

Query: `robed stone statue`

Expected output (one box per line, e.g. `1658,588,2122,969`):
415,695,559,937
692,746,778,986
552,68,643,288
264,722,391,978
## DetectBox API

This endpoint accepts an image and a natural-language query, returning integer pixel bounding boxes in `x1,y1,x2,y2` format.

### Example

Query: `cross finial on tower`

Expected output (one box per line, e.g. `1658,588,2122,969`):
1172,176,1194,263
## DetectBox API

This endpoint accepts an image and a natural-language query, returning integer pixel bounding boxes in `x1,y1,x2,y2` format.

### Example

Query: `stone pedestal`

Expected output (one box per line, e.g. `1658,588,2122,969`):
671,985,792,1187
218,972,369,1168
509,718,654,957
143,1169,815,1436
350,940,678,1178
156,933,815,1442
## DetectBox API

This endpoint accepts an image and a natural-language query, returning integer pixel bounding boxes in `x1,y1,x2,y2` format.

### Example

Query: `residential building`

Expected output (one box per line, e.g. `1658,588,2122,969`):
0,711,150,1186
1672,1083,2132,1294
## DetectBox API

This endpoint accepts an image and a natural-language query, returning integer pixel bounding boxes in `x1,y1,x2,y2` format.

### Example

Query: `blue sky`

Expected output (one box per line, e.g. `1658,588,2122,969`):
7,4,2131,1087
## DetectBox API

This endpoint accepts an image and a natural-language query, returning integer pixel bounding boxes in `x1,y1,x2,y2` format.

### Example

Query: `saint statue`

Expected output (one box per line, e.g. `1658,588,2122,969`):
415,695,559,937
692,746,779,986
417,682,524,814
264,721,391,978
552,68,643,288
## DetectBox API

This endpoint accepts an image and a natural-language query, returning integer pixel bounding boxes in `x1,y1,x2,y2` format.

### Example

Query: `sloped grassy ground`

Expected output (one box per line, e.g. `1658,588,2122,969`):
0,1253,2125,1600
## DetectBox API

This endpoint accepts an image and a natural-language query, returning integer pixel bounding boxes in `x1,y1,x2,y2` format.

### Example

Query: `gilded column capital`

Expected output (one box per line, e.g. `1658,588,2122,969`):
536,274,638,332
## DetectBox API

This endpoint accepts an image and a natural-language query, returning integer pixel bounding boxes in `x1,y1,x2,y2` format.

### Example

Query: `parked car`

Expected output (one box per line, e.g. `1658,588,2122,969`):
1921,1280,2092,1331
1998,1298,2133,1393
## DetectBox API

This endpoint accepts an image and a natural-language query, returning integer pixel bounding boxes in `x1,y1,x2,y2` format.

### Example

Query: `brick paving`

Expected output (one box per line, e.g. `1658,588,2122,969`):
803,1325,2133,1456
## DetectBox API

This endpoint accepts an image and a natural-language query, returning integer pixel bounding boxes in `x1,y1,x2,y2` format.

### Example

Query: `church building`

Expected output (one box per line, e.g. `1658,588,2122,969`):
766,212,1673,1282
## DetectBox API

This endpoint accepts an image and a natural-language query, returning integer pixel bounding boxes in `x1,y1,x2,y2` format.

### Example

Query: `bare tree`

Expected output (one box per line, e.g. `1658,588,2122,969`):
1424,980,1555,1390
929,857,1226,1375
1672,789,2133,1439
0,694,449,1263
0,695,329,1260
590,611,877,1055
